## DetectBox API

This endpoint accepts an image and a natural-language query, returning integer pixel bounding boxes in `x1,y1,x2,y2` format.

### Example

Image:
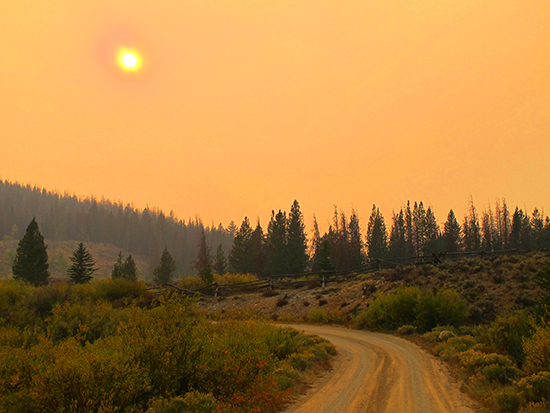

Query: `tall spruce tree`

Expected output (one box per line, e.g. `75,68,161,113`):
265,210,288,275
309,214,323,272
195,227,212,275
67,242,98,284
348,208,366,270
228,217,254,274
443,210,462,252
153,247,176,285
213,243,227,275
12,218,50,286
287,200,309,274
111,252,138,281
251,220,266,276
367,205,388,260
388,209,407,258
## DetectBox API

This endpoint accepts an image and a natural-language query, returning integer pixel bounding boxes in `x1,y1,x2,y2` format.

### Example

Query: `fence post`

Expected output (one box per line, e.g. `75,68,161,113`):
378,259,382,271
214,283,219,298
322,271,326,288
269,277,273,291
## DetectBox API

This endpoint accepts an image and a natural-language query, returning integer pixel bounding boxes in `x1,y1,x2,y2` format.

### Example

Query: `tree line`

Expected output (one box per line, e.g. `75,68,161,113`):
3,180,550,279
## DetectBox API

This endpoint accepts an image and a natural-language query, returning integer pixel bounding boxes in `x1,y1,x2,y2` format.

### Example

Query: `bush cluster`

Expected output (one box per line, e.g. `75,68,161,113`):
0,280,335,412
353,286,468,332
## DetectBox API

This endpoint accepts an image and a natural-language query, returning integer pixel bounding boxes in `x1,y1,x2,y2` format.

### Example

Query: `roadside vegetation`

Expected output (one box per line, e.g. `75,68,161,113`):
0,279,336,413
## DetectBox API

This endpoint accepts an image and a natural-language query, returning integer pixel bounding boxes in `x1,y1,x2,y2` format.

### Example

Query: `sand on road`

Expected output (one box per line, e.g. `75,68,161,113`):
282,325,477,413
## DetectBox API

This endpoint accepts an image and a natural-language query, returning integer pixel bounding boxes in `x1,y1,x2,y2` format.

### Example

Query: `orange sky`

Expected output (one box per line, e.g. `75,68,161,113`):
1,1,549,231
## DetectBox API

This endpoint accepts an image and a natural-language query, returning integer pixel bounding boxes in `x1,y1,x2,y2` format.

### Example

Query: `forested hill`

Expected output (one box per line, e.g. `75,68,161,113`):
0,180,235,275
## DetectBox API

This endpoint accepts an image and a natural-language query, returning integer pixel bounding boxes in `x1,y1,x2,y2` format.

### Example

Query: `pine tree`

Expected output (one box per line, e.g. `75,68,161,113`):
195,227,212,275
153,247,176,285
228,217,254,274
124,255,138,281
309,214,322,272
287,200,309,274
348,208,365,270
12,218,50,285
463,197,481,251
111,251,125,279
251,220,266,276
265,210,288,275
367,205,388,260
388,209,407,258
111,251,138,281
67,242,98,284
317,237,335,273
443,210,462,252
213,243,227,275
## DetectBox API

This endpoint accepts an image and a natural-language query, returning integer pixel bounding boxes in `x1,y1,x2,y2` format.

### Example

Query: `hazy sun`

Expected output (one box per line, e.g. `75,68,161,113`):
117,48,142,72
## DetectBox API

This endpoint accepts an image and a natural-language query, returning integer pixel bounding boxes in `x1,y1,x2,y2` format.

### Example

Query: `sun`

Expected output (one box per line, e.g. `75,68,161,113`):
117,48,143,72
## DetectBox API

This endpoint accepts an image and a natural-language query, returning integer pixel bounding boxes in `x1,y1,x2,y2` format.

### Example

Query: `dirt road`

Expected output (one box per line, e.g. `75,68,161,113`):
283,325,477,413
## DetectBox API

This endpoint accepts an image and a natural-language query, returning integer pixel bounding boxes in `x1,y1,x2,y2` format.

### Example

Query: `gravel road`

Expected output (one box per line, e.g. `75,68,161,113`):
283,325,477,413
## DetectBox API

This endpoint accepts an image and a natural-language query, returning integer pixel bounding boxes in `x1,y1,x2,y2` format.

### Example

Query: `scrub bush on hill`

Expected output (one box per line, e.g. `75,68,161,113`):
352,286,468,332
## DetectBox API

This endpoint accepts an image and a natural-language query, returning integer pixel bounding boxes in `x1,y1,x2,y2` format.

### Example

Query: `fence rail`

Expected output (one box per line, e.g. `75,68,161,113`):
166,248,542,297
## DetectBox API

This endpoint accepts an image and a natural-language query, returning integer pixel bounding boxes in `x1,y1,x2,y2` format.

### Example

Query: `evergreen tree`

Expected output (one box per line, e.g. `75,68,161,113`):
317,236,335,273
388,209,407,258
348,208,365,270
251,220,266,276
213,243,227,275
412,201,427,256
124,255,138,281
443,210,462,252
153,247,176,286
309,214,323,272
195,227,212,275
286,200,309,274
111,252,138,281
367,205,388,260
404,201,414,256
67,242,98,284
228,217,254,274
111,251,125,279
424,207,441,253
265,210,288,275
12,218,50,286
463,197,481,251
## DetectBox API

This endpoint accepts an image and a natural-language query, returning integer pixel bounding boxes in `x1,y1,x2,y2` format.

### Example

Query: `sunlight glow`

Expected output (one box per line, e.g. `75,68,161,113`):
117,48,142,72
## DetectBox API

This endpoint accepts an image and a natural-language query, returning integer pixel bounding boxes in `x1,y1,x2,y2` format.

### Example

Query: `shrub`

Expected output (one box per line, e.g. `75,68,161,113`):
494,386,522,412
434,335,478,361
146,392,219,413
458,349,520,383
518,401,550,413
416,288,469,332
306,308,347,325
523,320,550,374
397,325,417,335
517,372,550,403
478,310,535,367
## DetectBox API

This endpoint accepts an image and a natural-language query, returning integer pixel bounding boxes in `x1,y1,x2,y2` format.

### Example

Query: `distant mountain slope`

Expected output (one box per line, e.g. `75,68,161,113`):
0,180,234,275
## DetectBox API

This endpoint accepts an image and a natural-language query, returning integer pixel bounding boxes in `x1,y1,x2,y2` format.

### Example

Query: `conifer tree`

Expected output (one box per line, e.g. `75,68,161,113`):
153,247,176,285
213,243,227,275
388,209,407,258
12,218,50,286
309,215,323,272
251,220,266,276
111,251,125,279
195,227,212,275
124,255,138,281
287,200,309,274
317,237,335,273
228,217,254,274
367,205,388,260
443,210,462,252
348,208,366,270
67,242,98,284
265,210,288,275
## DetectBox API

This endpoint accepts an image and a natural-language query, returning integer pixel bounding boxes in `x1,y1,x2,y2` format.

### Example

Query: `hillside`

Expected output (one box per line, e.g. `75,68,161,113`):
198,251,549,324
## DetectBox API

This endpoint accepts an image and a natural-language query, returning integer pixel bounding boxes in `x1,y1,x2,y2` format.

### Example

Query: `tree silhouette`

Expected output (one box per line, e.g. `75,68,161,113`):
12,218,50,286
153,248,176,286
67,242,98,284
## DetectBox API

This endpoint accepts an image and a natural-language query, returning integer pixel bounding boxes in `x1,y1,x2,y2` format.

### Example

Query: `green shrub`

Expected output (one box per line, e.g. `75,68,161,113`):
147,392,219,413
458,349,520,383
416,288,469,332
494,386,522,412
478,310,535,367
523,320,550,375
517,372,550,403
519,401,550,413
306,308,347,325
434,335,479,361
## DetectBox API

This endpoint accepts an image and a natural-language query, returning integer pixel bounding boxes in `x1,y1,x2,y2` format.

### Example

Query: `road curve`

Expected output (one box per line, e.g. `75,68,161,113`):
282,325,476,413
